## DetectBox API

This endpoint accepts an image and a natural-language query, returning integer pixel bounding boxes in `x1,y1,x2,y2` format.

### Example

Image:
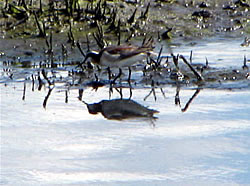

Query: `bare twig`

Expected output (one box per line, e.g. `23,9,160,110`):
76,41,86,57
180,55,203,81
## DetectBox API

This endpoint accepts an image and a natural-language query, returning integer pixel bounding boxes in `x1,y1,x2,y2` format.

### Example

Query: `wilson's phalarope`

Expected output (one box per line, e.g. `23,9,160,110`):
81,39,154,82
82,44,153,67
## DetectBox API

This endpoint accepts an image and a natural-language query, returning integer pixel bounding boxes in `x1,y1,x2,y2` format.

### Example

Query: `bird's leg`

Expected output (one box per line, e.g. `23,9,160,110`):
107,67,112,81
128,67,132,83
112,68,122,84
129,83,133,100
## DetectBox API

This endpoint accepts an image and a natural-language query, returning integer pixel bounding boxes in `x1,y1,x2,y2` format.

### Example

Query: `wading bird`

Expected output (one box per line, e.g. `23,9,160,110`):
81,38,154,83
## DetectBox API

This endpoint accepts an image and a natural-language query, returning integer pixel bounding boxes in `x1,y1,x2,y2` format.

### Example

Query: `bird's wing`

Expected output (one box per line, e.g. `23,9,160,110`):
104,45,139,54
118,49,146,60
101,45,153,61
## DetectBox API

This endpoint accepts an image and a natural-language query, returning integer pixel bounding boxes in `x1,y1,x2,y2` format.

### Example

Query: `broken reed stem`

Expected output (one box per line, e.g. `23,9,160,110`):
4,0,8,9
171,53,179,71
140,3,150,19
156,46,163,65
243,55,248,69
76,41,85,57
179,55,203,81
86,34,90,52
49,32,53,52
117,19,121,46
34,11,45,37
142,34,147,46
128,8,137,24
39,0,43,13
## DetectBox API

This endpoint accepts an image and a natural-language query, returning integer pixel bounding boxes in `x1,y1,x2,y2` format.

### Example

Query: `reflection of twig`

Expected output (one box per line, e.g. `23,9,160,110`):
111,68,122,84
149,118,156,128
152,88,156,101
115,87,123,99
31,74,35,91
38,71,44,91
107,67,112,81
41,69,53,86
129,84,133,100
22,82,26,101
144,89,153,101
175,85,180,106
181,89,201,112
78,89,83,101
144,81,156,101
109,84,113,99
43,87,53,109
160,88,167,99
65,90,68,103
128,67,131,83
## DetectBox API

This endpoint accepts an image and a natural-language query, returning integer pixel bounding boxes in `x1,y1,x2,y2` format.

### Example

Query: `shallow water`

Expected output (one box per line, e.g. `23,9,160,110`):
171,36,249,68
1,37,250,185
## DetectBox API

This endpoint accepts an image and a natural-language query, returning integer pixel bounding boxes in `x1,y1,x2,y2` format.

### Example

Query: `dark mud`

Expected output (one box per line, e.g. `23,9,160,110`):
1,0,250,39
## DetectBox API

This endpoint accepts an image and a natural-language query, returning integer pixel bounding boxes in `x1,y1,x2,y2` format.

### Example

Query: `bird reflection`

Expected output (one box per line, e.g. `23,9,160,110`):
83,99,159,121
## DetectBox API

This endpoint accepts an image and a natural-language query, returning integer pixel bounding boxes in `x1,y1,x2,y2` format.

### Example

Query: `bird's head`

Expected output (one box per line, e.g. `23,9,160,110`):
83,51,101,65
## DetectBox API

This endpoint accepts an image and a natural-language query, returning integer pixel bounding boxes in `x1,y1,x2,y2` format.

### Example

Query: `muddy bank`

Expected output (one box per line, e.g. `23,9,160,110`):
1,0,249,41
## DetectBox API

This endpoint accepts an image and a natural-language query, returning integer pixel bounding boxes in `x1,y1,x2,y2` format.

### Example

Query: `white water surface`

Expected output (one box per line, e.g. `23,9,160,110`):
1,82,250,186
